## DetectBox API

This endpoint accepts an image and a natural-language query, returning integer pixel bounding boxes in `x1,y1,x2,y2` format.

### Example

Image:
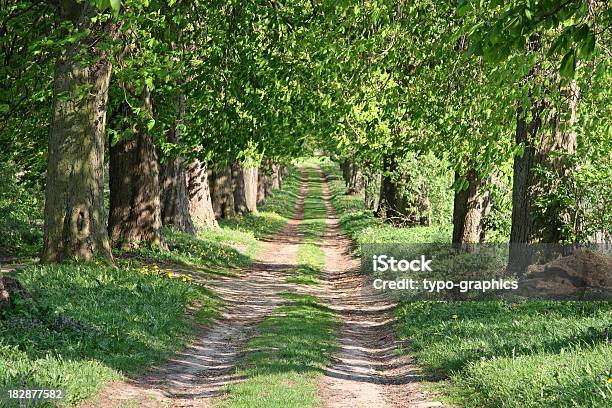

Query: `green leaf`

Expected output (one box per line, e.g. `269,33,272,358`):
548,34,567,57
573,24,589,43
110,0,121,17
559,49,576,78
457,0,470,17
578,33,596,59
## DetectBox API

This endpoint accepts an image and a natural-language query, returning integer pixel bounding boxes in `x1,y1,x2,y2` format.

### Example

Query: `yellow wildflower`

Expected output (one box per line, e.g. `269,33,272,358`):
451,314,459,320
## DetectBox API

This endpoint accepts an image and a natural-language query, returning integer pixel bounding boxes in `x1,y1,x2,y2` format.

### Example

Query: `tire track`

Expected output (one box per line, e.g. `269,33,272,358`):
315,167,444,408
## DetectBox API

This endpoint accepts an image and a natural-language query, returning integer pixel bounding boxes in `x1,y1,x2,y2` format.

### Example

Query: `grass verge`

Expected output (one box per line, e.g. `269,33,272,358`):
0,263,221,406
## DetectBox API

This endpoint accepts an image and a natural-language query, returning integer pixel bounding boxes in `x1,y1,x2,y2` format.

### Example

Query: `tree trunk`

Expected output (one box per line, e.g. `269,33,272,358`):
342,160,363,194
210,166,235,219
256,167,266,205
108,87,163,248
187,160,218,228
508,80,579,274
160,94,195,234
347,164,363,194
42,4,114,262
264,172,273,197
258,161,274,198
376,155,401,222
452,169,485,251
418,184,432,227
271,162,281,190
232,163,258,215
364,170,381,211
244,165,258,212
341,161,351,186
232,162,248,215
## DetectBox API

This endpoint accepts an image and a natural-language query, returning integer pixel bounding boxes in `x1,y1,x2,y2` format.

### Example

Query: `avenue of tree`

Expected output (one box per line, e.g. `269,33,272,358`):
1,1,610,272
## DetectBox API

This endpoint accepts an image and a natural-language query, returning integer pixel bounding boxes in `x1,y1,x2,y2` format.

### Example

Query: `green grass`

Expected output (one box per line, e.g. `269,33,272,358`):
218,293,337,408
319,158,612,408
123,227,257,278
286,166,327,285
0,263,221,406
221,168,303,239
452,342,612,407
287,243,325,285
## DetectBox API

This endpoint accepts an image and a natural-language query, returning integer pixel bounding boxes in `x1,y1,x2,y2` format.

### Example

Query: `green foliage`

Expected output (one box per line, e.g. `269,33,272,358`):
322,160,453,248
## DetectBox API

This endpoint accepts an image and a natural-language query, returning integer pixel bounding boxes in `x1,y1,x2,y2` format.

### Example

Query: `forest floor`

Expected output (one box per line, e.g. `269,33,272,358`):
80,165,442,408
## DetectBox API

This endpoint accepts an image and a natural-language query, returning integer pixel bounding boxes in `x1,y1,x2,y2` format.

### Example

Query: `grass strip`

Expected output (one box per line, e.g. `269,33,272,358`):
221,164,338,407
219,293,337,408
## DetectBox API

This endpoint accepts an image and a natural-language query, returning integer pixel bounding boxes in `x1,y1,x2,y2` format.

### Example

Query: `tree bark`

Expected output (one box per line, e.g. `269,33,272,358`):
231,162,249,215
452,169,485,251
232,163,258,215
256,167,266,205
42,3,114,262
264,172,273,197
187,160,218,228
508,80,580,274
258,161,274,198
376,155,402,222
108,87,163,248
242,165,258,213
347,164,363,194
271,162,281,190
341,161,351,186
342,160,363,194
417,184,432,227
160,94,195,234
210,166,235,219
364,170,381,211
